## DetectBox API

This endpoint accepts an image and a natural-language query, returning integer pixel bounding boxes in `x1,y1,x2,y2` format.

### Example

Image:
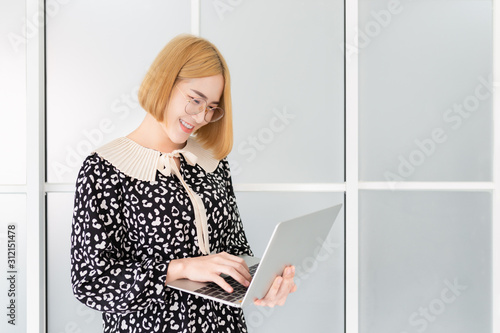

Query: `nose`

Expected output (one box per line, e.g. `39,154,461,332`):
191,111,206,124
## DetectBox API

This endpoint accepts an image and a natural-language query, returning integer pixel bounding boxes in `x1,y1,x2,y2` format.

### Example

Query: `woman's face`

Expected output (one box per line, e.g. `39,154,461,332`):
162,74,224,146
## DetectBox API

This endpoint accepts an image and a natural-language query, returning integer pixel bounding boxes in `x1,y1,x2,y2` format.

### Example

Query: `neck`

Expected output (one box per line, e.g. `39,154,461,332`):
127,113,186,153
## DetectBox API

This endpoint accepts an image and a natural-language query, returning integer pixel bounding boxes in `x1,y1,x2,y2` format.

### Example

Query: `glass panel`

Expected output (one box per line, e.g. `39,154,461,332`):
47,193,102,332
359,191,491,333
46,0,191,183
201,0,345,183
0,194,26,332
0,0,26,184
236,192,344,333
359,0,493,181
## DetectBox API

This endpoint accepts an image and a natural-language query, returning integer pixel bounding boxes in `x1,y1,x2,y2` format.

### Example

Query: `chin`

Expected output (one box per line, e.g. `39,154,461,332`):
166,131,190,146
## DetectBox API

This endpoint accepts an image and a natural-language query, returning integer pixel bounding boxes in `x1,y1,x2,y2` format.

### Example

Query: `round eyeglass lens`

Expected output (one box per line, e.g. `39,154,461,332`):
205,107,224,123
185,98,224,123
186,98,207,115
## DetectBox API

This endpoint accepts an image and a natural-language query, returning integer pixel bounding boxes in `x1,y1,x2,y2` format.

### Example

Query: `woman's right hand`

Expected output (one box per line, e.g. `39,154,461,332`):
165,252,252,293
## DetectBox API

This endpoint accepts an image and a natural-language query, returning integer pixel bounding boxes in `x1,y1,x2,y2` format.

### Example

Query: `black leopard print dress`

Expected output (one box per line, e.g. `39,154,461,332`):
70,137,253,332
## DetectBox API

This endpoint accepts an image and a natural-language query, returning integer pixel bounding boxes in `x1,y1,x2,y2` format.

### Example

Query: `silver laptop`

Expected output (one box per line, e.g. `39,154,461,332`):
167,204,342,308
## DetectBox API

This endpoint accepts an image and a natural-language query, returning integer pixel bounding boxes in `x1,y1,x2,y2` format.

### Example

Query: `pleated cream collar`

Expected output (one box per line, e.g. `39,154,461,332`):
93,136,220,255
93,137,220,182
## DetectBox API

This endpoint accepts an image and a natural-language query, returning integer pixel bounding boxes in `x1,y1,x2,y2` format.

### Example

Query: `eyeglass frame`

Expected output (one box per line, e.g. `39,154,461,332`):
175,85,225,123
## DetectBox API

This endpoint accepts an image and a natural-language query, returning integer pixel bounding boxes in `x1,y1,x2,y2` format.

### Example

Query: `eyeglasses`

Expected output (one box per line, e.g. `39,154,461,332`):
176,86,224,123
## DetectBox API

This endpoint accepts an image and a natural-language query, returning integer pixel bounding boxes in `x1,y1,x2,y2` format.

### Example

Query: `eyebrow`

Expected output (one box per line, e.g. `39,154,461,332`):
190,89,219,105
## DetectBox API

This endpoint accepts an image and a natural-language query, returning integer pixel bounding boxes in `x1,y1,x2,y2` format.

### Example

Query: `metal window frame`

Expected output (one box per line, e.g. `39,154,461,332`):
26,0,46,332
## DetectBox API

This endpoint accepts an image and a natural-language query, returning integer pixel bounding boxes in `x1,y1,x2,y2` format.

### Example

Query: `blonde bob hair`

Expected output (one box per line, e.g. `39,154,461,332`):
138,34,233,160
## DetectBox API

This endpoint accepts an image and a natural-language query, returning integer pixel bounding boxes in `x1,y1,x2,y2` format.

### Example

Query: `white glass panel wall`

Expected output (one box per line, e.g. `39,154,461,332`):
0,0,26,184
0,195,27,332
359,0,492,182
1,0,28,331
46,0,191,183
357,1,495,333
201,0,345,183
47,193,102,333
359,191,491,333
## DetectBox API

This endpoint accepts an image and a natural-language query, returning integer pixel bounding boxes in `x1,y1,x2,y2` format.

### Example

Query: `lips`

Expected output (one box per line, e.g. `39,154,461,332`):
179,119,194,133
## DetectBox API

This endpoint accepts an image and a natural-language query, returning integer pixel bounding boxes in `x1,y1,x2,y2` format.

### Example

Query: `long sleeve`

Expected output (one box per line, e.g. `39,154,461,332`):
221,160,254,257
70,154,169,314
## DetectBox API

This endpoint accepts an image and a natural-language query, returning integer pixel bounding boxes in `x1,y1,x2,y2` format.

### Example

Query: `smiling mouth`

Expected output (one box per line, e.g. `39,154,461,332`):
180,119,194,132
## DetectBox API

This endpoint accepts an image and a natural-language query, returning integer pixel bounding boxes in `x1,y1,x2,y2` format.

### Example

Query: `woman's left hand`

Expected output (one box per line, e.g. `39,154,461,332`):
254,265,297,307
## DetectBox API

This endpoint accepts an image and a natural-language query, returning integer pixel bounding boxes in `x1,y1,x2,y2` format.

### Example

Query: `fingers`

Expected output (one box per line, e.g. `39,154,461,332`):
254,276,283,307
181,252,252,293
211,274,235,293
219,265,251,287
254,265,297,307
216,252,252,286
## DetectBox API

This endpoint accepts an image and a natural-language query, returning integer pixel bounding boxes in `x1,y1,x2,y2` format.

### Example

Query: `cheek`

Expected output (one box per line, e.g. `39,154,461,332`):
163,107,179,125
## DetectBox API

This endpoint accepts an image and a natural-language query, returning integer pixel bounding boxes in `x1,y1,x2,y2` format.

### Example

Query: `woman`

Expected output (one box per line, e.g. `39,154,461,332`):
70,34,296,333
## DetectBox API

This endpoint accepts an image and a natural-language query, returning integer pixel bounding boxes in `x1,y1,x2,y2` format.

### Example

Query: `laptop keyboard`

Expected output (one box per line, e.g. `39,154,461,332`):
194,263,259,303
